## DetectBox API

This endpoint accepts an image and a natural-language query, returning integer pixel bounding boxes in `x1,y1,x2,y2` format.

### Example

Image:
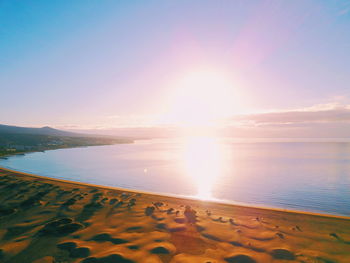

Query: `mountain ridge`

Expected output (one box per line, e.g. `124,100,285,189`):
0,124,93,137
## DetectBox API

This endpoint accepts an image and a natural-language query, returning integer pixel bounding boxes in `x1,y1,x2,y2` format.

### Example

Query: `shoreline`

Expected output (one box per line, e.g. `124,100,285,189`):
0,140,134,159
0,166,349,221
1,166,350,262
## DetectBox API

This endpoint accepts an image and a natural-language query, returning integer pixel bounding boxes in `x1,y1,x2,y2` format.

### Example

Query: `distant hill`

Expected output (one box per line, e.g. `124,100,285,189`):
0,124,133,157
0,124,88,137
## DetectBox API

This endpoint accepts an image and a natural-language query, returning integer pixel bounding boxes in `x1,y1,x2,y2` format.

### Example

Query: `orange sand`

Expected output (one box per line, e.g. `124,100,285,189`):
0,167,349,263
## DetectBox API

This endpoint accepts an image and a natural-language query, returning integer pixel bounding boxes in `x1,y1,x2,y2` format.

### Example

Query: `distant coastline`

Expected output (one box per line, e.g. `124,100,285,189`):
0,124,134,158
0,139,133,159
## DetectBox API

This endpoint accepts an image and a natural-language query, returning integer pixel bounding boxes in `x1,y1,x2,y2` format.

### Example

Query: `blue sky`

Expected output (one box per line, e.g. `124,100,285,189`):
1,0,350,133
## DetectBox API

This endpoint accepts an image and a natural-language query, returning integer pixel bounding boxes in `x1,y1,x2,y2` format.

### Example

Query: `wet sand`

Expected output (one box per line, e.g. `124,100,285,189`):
0,167,349,263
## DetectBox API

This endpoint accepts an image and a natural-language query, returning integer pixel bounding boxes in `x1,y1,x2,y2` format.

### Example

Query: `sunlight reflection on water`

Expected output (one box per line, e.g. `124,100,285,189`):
1,137,350,216
182,136,224,200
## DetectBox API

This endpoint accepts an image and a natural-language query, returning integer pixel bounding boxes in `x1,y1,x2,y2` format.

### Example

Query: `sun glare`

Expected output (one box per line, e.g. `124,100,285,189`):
164,69,239,127
182,136,223,200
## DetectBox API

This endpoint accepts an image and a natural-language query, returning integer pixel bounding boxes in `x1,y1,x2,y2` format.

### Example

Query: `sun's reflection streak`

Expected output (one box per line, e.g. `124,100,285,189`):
182,136,223,200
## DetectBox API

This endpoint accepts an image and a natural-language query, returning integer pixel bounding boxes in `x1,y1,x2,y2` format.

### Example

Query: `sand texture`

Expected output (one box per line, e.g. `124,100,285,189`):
0,167,349,263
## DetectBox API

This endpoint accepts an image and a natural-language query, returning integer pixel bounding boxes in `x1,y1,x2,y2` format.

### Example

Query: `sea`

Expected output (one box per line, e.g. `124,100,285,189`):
1,137,349,217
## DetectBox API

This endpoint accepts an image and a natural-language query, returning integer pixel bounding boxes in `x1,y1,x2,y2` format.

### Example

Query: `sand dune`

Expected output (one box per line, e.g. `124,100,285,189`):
0,167,349,263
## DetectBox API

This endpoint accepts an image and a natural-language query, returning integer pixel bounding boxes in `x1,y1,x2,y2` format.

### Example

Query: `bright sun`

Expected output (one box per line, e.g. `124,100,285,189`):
164,69,239,126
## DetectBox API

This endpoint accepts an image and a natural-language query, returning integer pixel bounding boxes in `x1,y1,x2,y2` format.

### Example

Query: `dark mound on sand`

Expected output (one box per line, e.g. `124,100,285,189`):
271,248,295,260
57,242,90,258
70,247,90,258
150,246,170,254
90,233,128,244
57,242,77,250
0,206,16,216
225,254,256,263
81,254,134,263
40,218,83,236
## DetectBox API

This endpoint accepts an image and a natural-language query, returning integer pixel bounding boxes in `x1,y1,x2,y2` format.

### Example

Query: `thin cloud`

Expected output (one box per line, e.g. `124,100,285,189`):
339,3,350,16
231,103,350,126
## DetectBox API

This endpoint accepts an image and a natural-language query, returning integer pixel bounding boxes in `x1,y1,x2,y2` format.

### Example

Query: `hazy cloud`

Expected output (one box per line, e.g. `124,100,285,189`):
339,1,350,16
59,101,350,138
232,103,350,126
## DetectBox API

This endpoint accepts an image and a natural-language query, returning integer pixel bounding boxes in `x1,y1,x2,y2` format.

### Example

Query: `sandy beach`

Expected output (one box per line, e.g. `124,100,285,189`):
0,167,349,263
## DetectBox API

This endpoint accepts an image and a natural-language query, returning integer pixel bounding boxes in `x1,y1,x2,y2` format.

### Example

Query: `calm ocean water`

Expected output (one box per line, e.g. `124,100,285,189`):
1,137,350,216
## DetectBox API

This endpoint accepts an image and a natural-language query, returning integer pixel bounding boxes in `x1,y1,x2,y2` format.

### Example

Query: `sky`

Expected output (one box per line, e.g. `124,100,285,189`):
1,0,350,136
